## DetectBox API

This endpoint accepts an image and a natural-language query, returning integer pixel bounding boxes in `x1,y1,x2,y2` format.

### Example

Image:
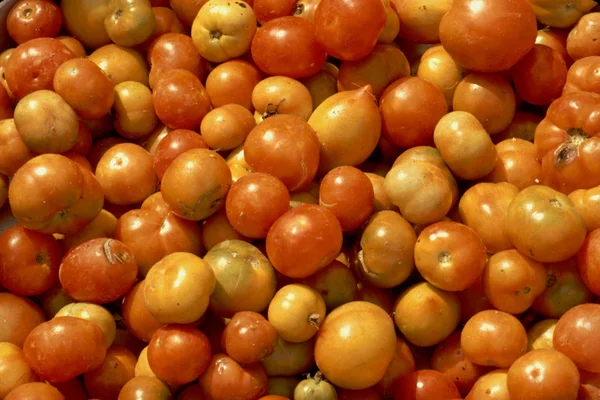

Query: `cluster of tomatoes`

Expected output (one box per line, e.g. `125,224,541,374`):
0,0,599,399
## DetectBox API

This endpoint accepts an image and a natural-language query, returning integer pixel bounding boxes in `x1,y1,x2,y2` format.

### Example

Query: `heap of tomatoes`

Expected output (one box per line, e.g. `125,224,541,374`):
0,0,599,399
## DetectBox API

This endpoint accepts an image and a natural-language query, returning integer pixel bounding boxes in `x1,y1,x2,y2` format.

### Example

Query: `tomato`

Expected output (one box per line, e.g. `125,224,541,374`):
563,55,600,95
83,345,137,399
0,293,45,347
315,302,396,390
483,249,547,314
527,319,557,351
510,44,568,106
0,342,36,398
338,44,410,99
104,0,156,47
206,60,262,111
432,331,490,395
536,27,571,66
459,182,519,253
23,316,107,383
55,302,117,348
160,148,232,221
122,280,165,342
170,0,209,26
530,0,596,28
88,44,150,87
314,0,386,61
5,383,64,400
394,0,452,44
191,0,258,63
352,210,416,288
253,0,295,24
309,86,382,174
506,185,587,263
417,44,466,108
59,238,138,304
507,349,580,399
380,76,447,148
153,129,209,180
201,211,250,251
200,104,255,151
204,240,277,317
439,0,537,72
113,81,159,140
144,252,215,324
114,207,204,276
262,336,315,377
221,311,278,364
5,37,74,100
434,111,498,180
567,12,600,60
414,221,487,292
9,154,104,235
484,139,542,190
578,230,600,296
393,369,461,400
466,369,510,400
117,376,172,400
319,166,374,232
395,282,460,347
462,310,527,368
268,284,326,343
252,76,313,122
198,354,268,400
95,143,158,206
535,92,600,194
148,325,212,385
7,0,63,44
225,173,290,239
251,17,327,79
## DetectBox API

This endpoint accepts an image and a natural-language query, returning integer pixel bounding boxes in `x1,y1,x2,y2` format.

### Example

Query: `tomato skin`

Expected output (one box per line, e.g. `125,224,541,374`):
313,0,386,61
0,226,62,296
23,316,107,383
534,91,600,194
251,17,327,79
563,56,600,95
439,0,537,72
578,229,600,296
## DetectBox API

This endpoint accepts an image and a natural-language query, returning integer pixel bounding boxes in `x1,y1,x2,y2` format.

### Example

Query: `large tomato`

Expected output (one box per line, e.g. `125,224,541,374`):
534,91,600,194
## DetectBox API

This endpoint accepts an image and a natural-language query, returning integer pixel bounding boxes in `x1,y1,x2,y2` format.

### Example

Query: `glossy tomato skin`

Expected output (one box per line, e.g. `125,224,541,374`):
439,0,537,72
23,316,107,383
563,56,600,95
266,204,343,278
5,37,74,99
393,369,461,400
0,226,62,296
221,311,279,364
314,0,386,61
534,91,600,194
579,229,600,296
153,129,209,180
59,238,138,304
198,354,269,400
7,0,63,44
251,16,327,79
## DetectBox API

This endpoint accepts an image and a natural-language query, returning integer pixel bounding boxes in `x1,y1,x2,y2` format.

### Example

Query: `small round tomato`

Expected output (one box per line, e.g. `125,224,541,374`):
393,369,461,400
59,238,138,304
507,349,580,399
7,0,63,44
198,354,268,400
414,221,487,292
506,185,586,263
567,12,600,60
394,282,460,347
221,311,278,365
485,139,542,190
83,344,136,399
563,56,600,95
313,0,386,61
251,16,327,78
511,44,567,106
225,173,290,239
483,249,547,314
266,204,343,279
5,383,64,400
153,129,209,180
439,0,537,72
148,325,212,385
23,316,107,383
534,91,600,194
467,369,510,400
579,229,600,296
0,226,61,296
206,60,263,111
461,310,527,368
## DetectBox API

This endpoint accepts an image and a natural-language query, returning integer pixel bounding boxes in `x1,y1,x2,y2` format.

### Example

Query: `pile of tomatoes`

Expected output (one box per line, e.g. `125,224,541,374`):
0,0,600,399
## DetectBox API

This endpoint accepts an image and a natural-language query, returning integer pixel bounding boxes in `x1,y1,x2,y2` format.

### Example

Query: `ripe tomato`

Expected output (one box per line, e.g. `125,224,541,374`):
534,91,600,194
563,55,600,95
